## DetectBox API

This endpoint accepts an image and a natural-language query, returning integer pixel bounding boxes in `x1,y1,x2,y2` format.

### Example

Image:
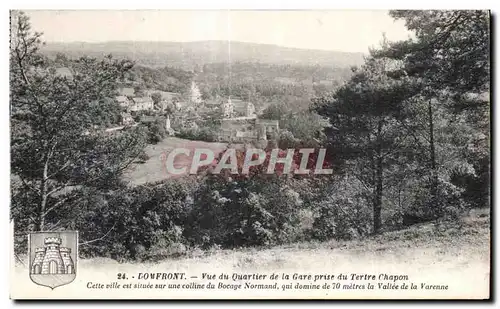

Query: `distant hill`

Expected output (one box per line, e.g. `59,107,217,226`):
40,40,366,69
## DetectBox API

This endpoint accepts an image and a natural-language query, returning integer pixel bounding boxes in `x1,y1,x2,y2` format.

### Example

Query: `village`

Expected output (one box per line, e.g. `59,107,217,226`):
10,10,491,301
115,79,279,145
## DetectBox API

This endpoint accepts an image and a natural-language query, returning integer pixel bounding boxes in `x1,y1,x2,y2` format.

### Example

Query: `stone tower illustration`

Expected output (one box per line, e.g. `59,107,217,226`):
40,237,65,275
59,247,75,274
31,248,46,274
29,232,78,289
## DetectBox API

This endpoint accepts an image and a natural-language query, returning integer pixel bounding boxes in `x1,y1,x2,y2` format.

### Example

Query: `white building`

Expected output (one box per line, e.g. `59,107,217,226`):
130,97,154,112
116,95,130,109
190,81,202,104
222,97,234,118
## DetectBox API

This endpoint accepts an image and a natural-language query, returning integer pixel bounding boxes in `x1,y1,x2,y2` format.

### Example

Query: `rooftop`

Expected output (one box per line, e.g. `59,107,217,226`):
132,97,153,103
256,119,279,125
116,95,128,102
118,87,135,96
55,67,73,78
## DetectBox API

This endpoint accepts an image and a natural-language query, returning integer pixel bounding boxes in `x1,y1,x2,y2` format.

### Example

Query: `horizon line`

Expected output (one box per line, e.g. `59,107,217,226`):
42,39,370,54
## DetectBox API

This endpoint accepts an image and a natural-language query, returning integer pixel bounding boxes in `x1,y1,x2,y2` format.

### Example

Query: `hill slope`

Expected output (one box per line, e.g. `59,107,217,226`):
123,137,228,185
41,40,366,69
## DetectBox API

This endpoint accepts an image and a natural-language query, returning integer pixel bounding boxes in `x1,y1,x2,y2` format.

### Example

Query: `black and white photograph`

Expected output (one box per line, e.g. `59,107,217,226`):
8,9,491,299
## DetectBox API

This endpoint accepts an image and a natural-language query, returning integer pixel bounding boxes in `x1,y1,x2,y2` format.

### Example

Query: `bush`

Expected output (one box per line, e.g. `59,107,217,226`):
177,126,218,142
146,228,187,261
137,151,150,163
70,180,192,260
403,176,467,225
278,130,298,149
312,196,370,241
183,176,304,249
146,119,167,144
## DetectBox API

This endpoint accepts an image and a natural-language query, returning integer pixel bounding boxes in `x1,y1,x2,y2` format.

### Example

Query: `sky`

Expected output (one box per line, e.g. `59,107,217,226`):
24,10,413,53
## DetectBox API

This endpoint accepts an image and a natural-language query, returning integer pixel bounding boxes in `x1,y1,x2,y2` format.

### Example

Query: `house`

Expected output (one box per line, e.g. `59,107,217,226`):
130,97,154,112
116,95,130,109
139,115,157,124
120,112,135,126
245,102,256,117
144,90,181,102
227,98,256,118
139,115,175,135
218,117,279,143
216,96,267,142
55,67,73,79
190,81,202,104
256,119,279,140
118,87,135,97
174,101,187,110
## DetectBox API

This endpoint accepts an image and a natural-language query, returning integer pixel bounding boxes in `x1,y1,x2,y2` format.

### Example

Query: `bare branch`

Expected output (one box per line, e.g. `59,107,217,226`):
43,195,75,217
79,222,117,246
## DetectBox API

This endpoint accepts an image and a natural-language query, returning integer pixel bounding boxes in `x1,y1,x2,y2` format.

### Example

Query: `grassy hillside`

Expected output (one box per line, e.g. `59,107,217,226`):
12,208,490,299
123,137,228,185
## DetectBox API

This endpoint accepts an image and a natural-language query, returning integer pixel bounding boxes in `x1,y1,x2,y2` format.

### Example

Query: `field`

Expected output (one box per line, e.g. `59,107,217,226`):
11,208,490,299
123,137,228,185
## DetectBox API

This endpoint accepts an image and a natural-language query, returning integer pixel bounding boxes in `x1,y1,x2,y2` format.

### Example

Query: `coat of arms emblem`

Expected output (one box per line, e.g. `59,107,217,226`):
29,231,78,289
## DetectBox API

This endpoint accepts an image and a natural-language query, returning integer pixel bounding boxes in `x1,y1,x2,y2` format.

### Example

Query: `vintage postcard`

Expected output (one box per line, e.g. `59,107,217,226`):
9,9,491,300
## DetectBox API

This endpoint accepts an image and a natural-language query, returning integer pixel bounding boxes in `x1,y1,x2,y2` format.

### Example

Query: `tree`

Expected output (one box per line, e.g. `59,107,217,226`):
314,55,415,233
134,85,144,96
164,102,176,115
280,111,328,146
260,103,288,121
151,92,162,106
373,10,490,211
381,10,489,100
10,11,147,233
54,52,69,65
146,119,167,144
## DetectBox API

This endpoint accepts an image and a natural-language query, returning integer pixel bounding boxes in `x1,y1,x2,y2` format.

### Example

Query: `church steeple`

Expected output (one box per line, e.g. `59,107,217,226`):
222,96,234,118
190,81,202,104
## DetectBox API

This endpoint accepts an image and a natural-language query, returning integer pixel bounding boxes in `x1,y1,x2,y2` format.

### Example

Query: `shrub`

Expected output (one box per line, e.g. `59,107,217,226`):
137,151,150,163
404,176,467,225
183,176,304,249
146,229,187,261
146,119,167,144
176,126,218,142
71,180,192,260
312,197,366,241
278,130,298,149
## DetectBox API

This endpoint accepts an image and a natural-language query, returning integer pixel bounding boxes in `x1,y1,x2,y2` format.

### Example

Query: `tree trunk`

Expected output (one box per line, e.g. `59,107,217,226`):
37,182,48,231
36,152,50,231
373,120,383,234
428,99,438,209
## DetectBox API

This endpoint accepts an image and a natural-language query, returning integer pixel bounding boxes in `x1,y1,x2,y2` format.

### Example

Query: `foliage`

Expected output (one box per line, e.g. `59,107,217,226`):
145,119,167,144
10,12,147,233
314,55,415,233
378,10,489,101
176,126,218,143
122,64,194,94
73,180,191,261
151,92,162,105
10,11,490,261
184,176,304,248
262,104,328,147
